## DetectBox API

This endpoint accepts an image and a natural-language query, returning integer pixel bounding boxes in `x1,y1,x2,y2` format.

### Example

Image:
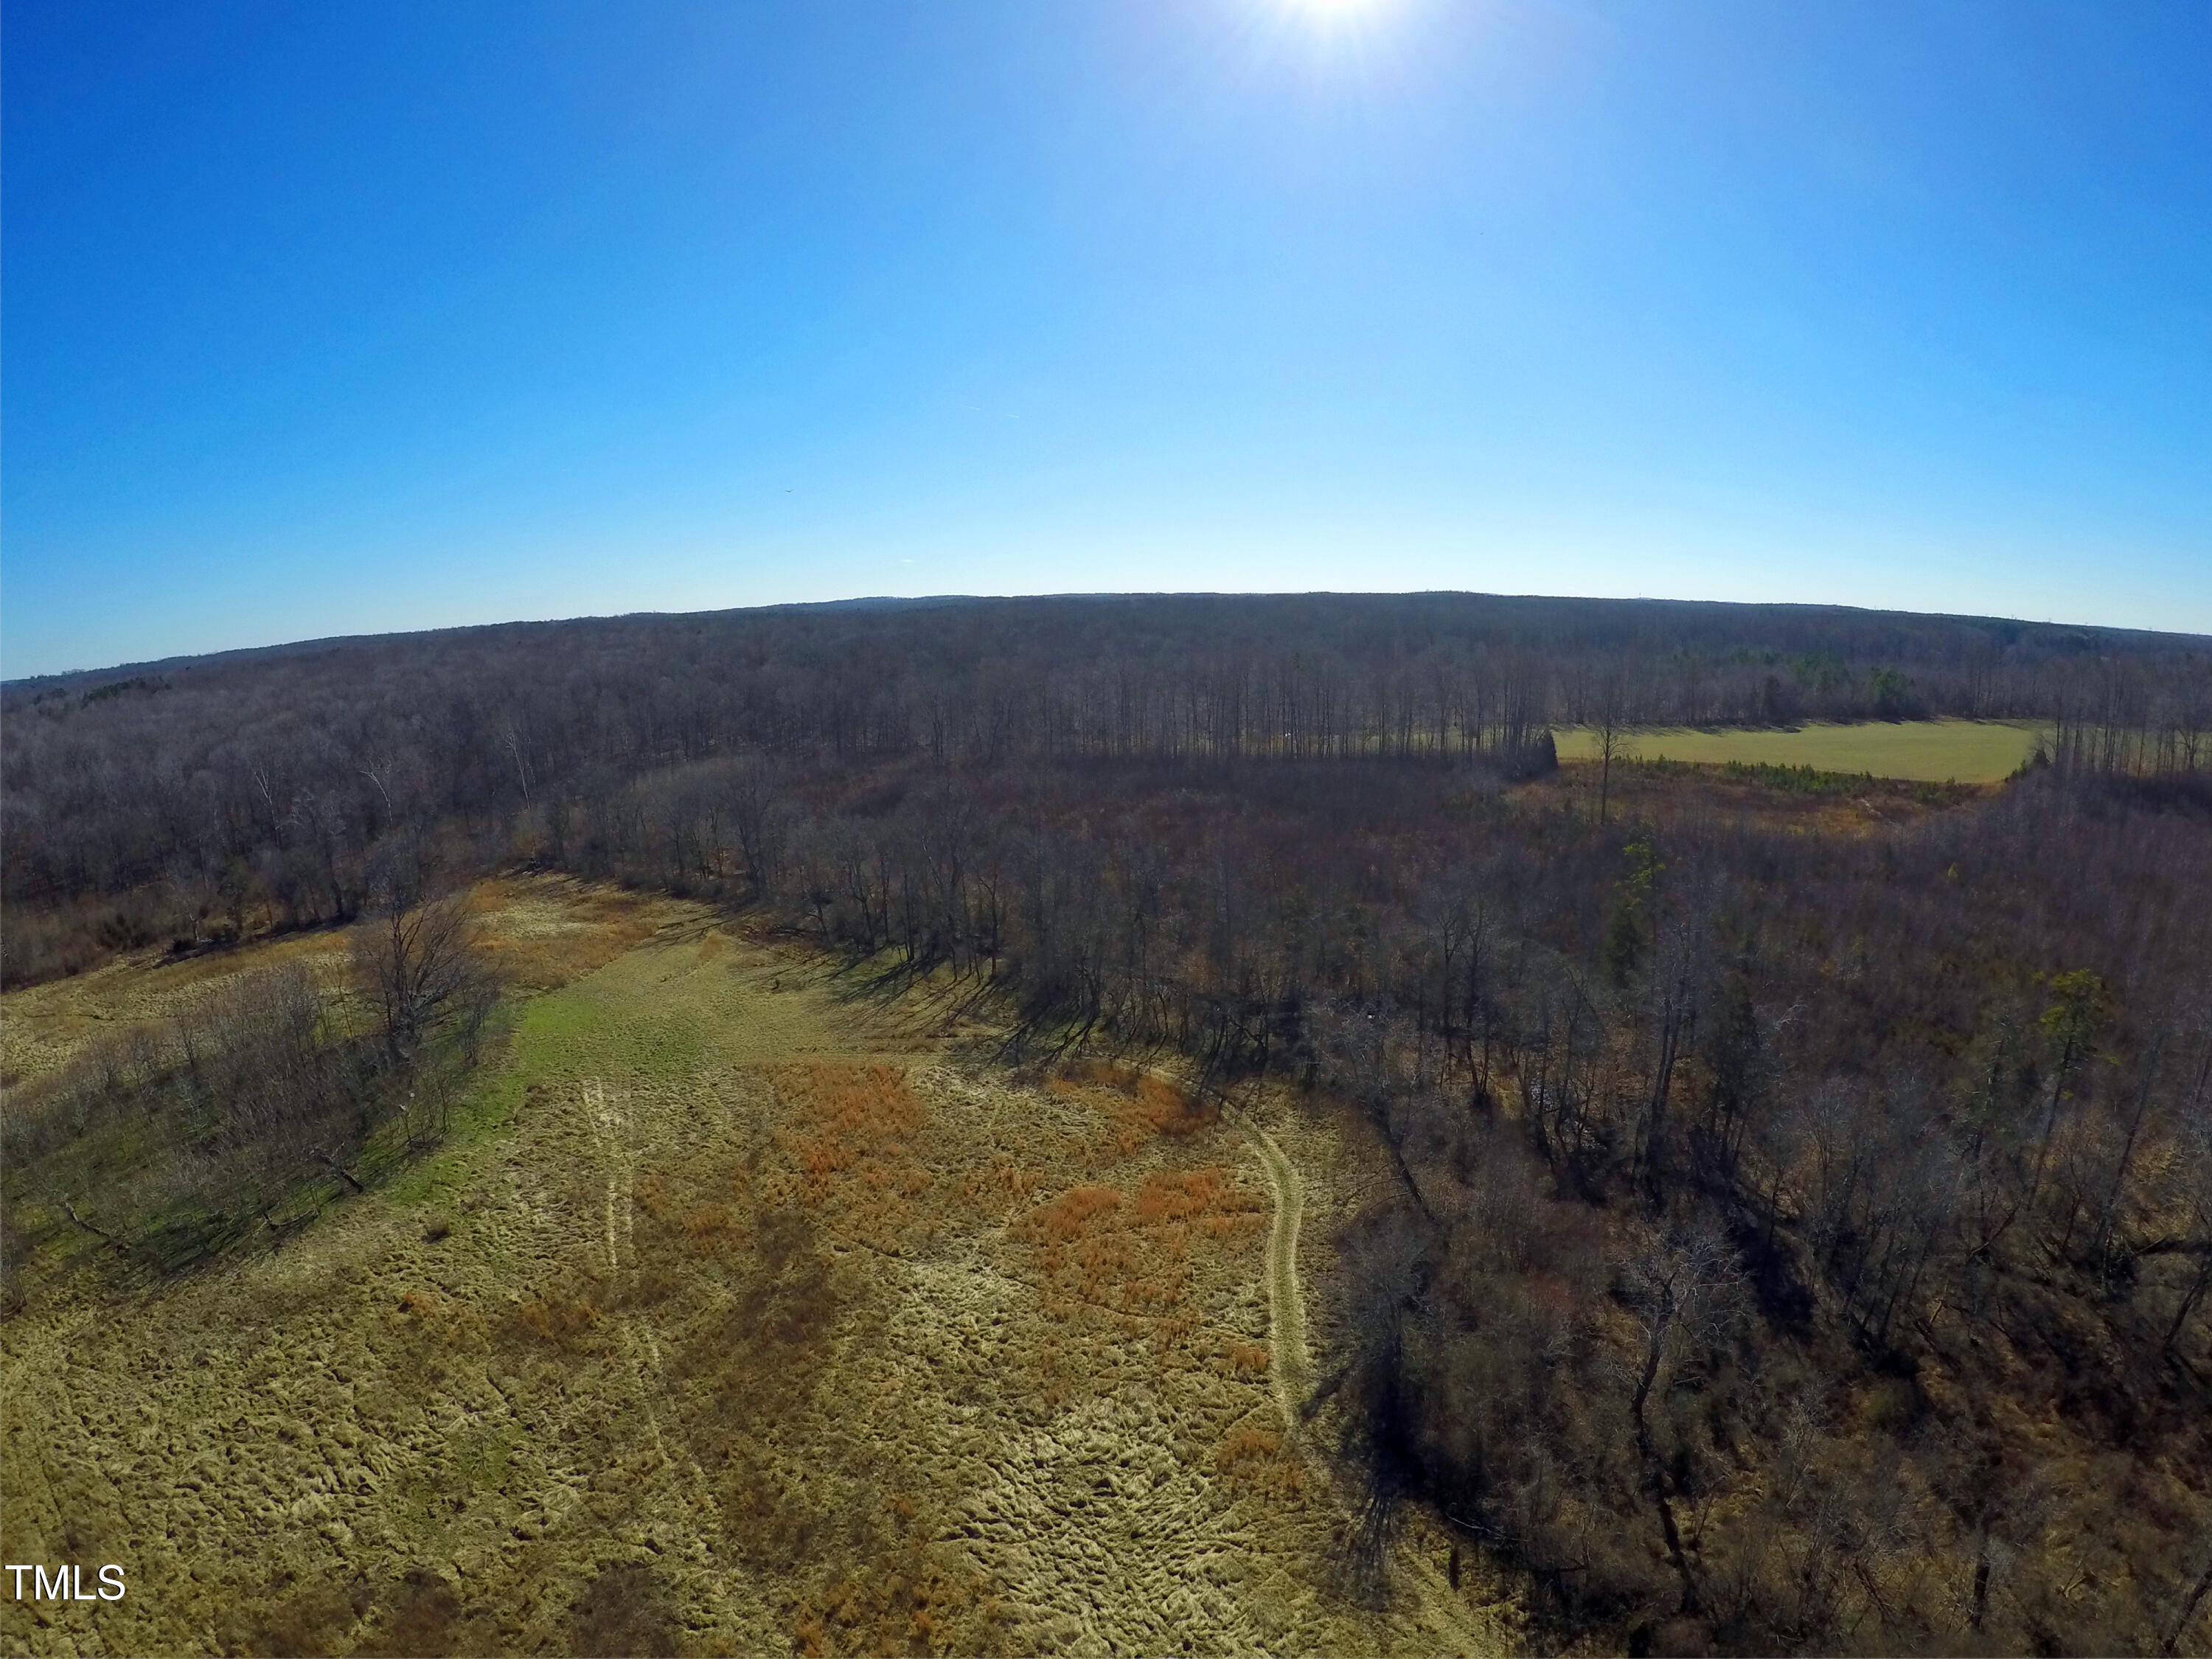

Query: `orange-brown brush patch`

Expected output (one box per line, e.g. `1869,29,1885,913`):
679,1200,739,1241
787,1545,1011,1659
1016,1167,1265,1349
1134,1166,1238,1224
504,1293,605,1352
1221,1340,1271,1377
766,1062,933,1251
1051,1062,1219,1153
1214,1425,1305,1500
1029,1183,1124,1244
630,1165,749,1271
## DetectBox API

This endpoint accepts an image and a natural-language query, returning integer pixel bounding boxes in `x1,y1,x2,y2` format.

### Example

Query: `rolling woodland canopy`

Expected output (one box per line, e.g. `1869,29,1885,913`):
5,594,2207,954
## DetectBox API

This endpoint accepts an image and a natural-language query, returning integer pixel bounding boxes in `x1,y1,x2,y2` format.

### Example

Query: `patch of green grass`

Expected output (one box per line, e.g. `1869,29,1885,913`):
506,959,712,1078
386,951,729,1215
1552,718,2045,783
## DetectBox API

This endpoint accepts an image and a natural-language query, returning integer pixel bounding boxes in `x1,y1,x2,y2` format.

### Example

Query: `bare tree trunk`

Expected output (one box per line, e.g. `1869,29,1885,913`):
2092,1032,2164,1267
2164,1530,2212,1657
1631,1302,1701,1615
60,1198,127,1252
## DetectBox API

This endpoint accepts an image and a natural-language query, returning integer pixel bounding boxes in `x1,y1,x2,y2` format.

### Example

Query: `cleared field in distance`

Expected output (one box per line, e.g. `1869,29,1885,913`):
1551,717,2046,782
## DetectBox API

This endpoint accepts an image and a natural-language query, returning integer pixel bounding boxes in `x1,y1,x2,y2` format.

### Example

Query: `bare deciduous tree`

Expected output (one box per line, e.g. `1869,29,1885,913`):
352,893,495,1069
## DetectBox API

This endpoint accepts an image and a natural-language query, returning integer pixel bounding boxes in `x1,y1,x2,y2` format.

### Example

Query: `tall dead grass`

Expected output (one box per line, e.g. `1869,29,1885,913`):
1214,1424,1307,1501
788,1536,1013,1658
1017,1166,1265,1348
1048,1062,1218,1155
768,1063,933,1252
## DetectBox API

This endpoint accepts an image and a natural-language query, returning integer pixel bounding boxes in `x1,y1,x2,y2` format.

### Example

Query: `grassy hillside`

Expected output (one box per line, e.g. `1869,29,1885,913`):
0,879,1512,1658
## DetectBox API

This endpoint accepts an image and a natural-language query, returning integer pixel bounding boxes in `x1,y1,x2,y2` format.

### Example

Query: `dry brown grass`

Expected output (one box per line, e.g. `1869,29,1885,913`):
218,1575,370,1659
787,1538,1014,1658
766,1062,936,1252
504,1290,606,1352
566,1562,679,1658
376,1280,495,1399
633,1166,747,1258
623,1141,1018,1657
1215,1425,1309,1501
1017,1165,1266,1345
465,876,679,992
1222,1338,1272,1376
351,1573,484,1658
1050,1061,1220,1154
961,1158,1046,1207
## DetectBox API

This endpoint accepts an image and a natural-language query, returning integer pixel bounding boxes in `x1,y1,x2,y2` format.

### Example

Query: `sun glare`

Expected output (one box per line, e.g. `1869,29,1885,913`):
1274,0,1399,41
1257,0,1406,80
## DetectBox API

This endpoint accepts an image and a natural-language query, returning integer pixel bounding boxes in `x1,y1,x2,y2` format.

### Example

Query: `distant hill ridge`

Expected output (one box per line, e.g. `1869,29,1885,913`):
9,590,2206,695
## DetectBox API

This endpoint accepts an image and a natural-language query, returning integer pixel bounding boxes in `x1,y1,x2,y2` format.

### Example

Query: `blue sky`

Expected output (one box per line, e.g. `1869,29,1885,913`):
4,0,2209,676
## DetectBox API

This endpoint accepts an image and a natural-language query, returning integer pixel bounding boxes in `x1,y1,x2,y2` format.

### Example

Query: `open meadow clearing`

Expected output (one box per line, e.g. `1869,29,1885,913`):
1551,717,2046,781
0,878,1510,1658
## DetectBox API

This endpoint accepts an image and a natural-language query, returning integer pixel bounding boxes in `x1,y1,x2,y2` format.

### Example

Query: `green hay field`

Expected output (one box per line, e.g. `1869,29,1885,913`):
1551,717,2046,783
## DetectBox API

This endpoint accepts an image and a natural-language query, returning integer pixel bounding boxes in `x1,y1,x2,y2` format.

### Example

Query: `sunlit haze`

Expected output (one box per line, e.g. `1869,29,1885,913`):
4,0,2209,675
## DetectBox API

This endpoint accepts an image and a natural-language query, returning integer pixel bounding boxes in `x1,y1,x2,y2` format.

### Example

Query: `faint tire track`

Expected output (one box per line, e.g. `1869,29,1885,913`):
580,1074,717,1525
580,1076,629,1272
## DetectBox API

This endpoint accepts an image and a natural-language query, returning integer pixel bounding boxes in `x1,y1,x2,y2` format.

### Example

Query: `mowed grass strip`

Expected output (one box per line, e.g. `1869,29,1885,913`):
1551,717,2046,782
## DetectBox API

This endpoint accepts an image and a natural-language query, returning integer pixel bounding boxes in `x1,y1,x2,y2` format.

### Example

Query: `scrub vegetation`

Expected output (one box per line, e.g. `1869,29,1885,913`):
1,886,493,1292
4,592,2212,1656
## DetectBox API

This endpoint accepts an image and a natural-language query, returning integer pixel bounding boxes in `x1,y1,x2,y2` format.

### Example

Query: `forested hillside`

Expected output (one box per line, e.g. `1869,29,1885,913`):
5,592,2211,1654
4,593,2208,986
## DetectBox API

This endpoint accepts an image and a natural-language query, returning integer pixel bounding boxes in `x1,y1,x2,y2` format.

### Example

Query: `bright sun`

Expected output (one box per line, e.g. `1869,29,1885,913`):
1284,0,1394,24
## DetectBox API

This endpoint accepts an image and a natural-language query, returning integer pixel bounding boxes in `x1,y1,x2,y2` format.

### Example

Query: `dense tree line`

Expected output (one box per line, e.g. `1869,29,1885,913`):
1282,777,2212,1655
5,594,2209,984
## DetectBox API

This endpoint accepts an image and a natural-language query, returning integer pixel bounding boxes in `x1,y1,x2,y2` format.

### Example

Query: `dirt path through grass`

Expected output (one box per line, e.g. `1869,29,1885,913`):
1224,1105,1312,1435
